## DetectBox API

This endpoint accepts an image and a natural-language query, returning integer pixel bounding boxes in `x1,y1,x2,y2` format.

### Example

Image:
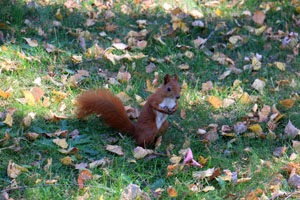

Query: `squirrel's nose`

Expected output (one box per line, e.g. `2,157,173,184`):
176,95,180,99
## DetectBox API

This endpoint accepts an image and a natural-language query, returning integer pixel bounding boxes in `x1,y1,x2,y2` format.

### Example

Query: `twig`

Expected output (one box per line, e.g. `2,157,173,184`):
200,28,222,49
284,190,300,200
1,183,115,193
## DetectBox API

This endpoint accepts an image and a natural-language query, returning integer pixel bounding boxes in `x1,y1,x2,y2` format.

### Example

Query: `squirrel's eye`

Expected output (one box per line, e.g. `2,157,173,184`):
167,87,171,92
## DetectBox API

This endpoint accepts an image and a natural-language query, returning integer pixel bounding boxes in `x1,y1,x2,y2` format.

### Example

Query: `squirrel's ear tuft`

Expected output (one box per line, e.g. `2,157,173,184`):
174,73,178,81
164,74,171,84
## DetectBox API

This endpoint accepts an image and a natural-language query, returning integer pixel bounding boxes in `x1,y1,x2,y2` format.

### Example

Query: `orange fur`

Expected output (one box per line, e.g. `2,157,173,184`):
76,74,181,147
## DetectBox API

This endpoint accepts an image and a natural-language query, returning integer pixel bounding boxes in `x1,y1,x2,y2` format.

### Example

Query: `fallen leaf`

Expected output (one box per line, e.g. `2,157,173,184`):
252,56,262,70
202,81,214,92
53,138,68,149
207,96,222,109
145,62,156,73
202,186,215,192
280,99,295,108
30,87,44,102
2,113,13,126
182,148,202,168
60,156,73,165
78,169,92,189
255,25,267,35
219,70,232,80
23,90,36,106
117,71,131,83
248,124,263,134
167,186,177,197
105,145,124,156
44,158,52,172
7,160,21,178
253,11,265,25
237,177,252,183
89,158,111,169
193,168,215,179
137,40,147,50
288,168,300,188
251,79,266,92
290,153,297,161
57,147,78,154
0,89,11,98
258,105,271,122
45,179,58,184
215,8,222,16
284,120,300,139
274,62,285,71
112,43,128,50
180,109,186,119
133,146,153,159
85,19,95,27
120,184,150,200
177,63,189,70
273,146,287,157
23,37,38,47
24,132,39,141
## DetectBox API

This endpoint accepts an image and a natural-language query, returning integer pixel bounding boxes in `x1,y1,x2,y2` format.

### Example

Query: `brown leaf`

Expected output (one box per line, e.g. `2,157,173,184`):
57,147,78,154
202,81,213,92
258,105,271,122
24,132,39,141
78,169,92,189
167,186,177,197
44,158,52,172
30,87,44,102
180,109,186,119
60,156,73,165
202,186,215,192
207,96,222,109
280,99,295,108
252,11,265,25
105,145,124,156
7,160,21,178
133,146,153,159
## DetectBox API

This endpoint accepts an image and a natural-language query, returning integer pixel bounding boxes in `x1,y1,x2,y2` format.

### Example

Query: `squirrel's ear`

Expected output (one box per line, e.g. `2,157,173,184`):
164,74,170,84
174,73,178,81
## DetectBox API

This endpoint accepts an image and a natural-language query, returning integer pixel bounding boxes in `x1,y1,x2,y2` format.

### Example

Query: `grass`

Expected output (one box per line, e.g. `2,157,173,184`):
0,0,300,199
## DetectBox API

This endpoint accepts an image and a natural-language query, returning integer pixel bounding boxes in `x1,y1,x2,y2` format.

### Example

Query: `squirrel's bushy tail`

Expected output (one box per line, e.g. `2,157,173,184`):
77,89,135,135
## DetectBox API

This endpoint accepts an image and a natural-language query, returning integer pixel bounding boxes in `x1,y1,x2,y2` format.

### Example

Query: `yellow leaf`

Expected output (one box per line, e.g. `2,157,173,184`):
207,96,222,109
255,25,267,35
60,156,73,165
280,99,295,108
167,186,177,197
0,89,11,98
215,8,222,16
53,138,68,149
23,91,36,106
248,124,262,133
1,46,8,51
240,93,250,104
274,62,285,71
198,155,210,165
3,113,13,127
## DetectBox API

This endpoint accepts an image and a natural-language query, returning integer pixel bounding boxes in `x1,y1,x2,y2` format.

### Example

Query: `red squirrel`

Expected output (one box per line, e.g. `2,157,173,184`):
76,74,181,147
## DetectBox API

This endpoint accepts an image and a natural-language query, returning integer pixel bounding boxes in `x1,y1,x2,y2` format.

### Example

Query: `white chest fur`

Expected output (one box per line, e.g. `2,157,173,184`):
155,98,176,130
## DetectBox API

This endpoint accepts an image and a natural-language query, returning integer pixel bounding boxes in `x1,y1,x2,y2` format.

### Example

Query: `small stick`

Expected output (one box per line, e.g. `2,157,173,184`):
200,28,222,49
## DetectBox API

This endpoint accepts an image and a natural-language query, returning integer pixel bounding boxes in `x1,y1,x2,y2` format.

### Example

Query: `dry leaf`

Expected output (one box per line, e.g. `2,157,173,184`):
44,158,52,172
248,124,263,134
180,109,186,119
78,169,92,189
218,70,231,80
23,90,36,106
24,132,39,141
167,186,177,197
133,146,153,159
145,63,156,73
177,63,189,70
89,158,111,169
57,147,78,154
284,120,300,139
258,105,271,122
30,86,44,102
251,79,266,92
274,62,285,71
280,99,295,108
137,40,147,50
202,186,215,192
2,113,13,127
273,146,287,157
202,81,213,92
23,37,38,47
105,145,124,156
112,43,128,50
253,11,265,25
207,96,222,109
60,156,73,165
53,138,68,149
7,160,21,178
0,89,11,98
290,153,297,161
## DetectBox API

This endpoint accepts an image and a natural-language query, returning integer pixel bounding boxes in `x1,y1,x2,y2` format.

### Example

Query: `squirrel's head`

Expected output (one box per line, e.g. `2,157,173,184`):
160,74,181,99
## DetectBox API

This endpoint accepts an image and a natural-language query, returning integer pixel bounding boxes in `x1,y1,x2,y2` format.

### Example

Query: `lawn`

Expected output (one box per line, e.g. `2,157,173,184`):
0,0,300,199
